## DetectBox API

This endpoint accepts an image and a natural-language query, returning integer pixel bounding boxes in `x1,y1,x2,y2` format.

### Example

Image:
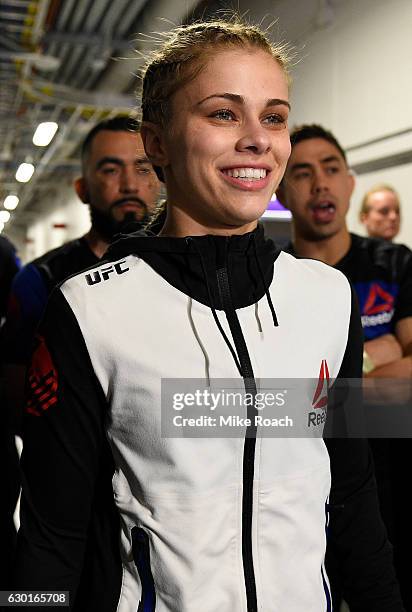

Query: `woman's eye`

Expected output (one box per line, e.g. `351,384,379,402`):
263,114,287,128
211,109,235,121
325,166,339,175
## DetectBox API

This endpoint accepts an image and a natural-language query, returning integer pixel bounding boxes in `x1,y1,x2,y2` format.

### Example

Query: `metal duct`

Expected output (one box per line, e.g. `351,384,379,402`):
96,0,201,93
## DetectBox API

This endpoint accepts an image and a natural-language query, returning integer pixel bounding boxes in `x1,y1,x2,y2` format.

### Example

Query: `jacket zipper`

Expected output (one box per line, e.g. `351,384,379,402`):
216,263,258,612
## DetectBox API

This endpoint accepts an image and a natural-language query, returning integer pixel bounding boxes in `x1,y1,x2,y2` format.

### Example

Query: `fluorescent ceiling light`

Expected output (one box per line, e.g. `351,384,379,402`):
16,162,35,183
0,210,11,223
4,195,19,210
0,222,4,232
33,121,58,146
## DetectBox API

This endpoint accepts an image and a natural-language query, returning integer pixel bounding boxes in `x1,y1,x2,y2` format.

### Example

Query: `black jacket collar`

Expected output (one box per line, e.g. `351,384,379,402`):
106,224,280,310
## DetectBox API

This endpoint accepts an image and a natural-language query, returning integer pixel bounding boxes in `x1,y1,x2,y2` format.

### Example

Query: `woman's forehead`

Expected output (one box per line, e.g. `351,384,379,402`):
179,48,289,104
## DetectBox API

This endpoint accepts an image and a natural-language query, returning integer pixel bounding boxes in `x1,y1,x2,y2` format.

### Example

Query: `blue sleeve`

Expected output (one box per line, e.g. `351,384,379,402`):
2,264,49,364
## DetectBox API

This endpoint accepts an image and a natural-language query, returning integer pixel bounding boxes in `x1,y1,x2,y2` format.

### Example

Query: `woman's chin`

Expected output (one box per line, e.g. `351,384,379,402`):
229,204,269,226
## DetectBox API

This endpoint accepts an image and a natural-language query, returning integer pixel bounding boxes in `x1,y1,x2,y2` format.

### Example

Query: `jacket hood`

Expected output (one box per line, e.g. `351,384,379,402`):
105,224,281,311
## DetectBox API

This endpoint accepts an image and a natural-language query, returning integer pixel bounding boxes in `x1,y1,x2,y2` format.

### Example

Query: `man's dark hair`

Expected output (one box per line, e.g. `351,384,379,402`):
81,116,141,169
289,124,347,164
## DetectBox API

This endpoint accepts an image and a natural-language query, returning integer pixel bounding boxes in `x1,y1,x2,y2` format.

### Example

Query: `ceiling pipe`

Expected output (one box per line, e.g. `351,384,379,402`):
43,31,134,48
1,0,52,173
0,51,60,70
96,0,201,93
69,0,147,91
0,32,23,51
65,0,121,87
46,0,77,59
21,78,135,110
54,0,96,84
31,0,52,45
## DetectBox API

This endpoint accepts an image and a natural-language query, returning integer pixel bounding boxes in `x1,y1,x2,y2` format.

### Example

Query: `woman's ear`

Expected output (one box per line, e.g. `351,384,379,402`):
141,122,169,169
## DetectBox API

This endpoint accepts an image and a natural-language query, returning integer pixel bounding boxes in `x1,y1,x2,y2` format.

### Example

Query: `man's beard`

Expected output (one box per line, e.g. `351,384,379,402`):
90,202,150,241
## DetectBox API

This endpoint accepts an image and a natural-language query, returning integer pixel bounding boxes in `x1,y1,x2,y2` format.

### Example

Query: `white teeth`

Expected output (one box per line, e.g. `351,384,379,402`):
224,168,267,180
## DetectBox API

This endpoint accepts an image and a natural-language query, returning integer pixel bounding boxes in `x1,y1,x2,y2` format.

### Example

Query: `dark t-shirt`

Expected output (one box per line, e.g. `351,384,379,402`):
337,236,412,606
0,235,20,321
286,233,412,606
285,233,412,340
335,234,412,339
0,236,20,588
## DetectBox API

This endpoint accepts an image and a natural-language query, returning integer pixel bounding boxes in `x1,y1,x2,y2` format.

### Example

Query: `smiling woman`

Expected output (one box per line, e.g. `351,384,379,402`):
14,17,404,612
141,21,292,235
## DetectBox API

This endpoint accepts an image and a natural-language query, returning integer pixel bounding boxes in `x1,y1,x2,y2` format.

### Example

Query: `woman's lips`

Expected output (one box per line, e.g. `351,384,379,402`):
220,169,271,191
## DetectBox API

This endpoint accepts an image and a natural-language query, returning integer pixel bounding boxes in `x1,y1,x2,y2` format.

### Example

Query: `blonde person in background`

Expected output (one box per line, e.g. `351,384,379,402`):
359,184,401,241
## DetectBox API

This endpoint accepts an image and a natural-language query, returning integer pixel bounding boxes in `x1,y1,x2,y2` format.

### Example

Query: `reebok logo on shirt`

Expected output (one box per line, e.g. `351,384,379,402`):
354,280,398,339
308,359,329,427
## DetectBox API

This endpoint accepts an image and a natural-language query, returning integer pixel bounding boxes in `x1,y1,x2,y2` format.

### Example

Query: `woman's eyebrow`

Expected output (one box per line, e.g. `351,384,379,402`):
197,92,290,110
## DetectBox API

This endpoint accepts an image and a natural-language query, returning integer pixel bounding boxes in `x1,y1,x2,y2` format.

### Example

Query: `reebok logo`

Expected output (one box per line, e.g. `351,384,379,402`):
355,281,397,333
308,359,329,427
312,359,330,409
85,260,129,286
363,283,394,315
361,310,394,328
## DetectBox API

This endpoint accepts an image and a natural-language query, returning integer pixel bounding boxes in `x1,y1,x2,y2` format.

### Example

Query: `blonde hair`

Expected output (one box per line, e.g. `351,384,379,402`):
140,18,292,127
359,184,400,218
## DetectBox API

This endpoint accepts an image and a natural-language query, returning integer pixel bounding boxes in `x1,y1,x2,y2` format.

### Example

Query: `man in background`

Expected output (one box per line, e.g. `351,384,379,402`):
0,233,20,588
278,123,412,608
3,116,160,417
2,116,160,608
360,183,401,241
0,234,20,324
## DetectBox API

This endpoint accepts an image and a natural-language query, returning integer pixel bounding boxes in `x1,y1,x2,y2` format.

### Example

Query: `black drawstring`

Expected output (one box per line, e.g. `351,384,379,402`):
185,237,243,376
250,234,279,327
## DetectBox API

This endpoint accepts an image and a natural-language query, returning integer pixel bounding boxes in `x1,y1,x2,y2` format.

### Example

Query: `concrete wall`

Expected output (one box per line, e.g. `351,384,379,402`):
24,186,90,261
10,185,90,263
